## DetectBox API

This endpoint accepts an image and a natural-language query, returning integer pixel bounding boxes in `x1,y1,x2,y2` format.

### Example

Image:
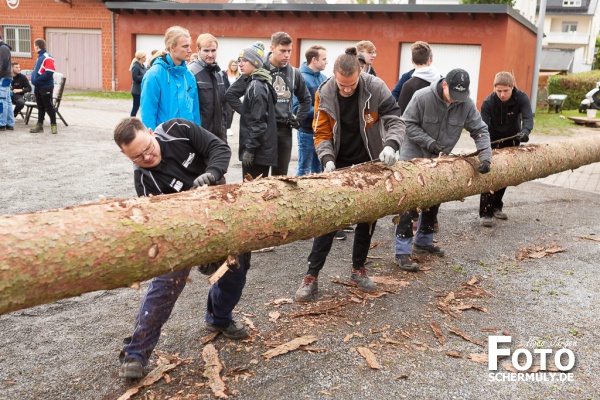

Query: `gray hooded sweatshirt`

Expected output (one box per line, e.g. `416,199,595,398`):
400,78,491,163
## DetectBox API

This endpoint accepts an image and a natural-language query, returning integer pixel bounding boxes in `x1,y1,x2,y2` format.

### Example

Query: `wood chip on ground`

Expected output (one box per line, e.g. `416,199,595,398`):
262,335,317,360
202,344,228,399
356,347,381,370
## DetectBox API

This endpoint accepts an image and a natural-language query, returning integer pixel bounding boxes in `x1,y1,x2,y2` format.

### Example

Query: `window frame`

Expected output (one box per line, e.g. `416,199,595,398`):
2,25,32,58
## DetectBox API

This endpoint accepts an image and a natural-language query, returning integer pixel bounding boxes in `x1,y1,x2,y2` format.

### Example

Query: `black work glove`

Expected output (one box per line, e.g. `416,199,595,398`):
242,151,254,167
288,116,300,129
477,160,491,174
192,172,216,188
516,131,529,143
428,141,446,155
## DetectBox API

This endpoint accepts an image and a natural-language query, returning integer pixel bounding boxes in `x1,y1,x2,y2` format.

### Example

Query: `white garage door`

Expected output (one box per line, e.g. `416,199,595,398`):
300,39,356,78
399,43,482,104
135,35,271,70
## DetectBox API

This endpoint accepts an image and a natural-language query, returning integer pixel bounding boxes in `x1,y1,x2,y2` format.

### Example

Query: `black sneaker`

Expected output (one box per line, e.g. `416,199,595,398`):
206,319,249,340
342,226,355,233
395,254,419,272
334,230,347,240
413,244,445,257
0,126,5,131
119,358,143,379
6,126,14,131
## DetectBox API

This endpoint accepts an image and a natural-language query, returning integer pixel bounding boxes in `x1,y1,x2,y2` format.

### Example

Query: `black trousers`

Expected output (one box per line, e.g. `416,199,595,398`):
34,86,56,125
242,163,271,180
130,93,141,117
12,94,25,116
307,221,377,277
271,124,292,176
479,138,518,217
395,205,440,238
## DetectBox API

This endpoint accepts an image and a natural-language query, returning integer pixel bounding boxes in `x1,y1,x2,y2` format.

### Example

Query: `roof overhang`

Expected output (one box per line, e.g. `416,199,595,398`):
105,3,536,33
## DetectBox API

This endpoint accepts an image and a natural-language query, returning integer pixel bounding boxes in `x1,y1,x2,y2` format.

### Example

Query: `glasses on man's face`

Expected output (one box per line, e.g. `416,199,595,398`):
368,52,377,57
130,139,155,163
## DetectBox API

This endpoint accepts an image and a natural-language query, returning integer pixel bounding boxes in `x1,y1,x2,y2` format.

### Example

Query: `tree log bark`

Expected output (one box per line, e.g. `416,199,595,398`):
1,137,599,315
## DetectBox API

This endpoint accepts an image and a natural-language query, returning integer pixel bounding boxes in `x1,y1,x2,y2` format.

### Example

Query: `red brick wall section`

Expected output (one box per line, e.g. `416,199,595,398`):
2,0,114,90
115,10,536,108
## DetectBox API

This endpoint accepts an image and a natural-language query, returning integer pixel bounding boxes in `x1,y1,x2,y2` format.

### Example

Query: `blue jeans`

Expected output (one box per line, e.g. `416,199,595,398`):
395,205,440,255
0,84,14,127
296,130,322,176
120,253,250,366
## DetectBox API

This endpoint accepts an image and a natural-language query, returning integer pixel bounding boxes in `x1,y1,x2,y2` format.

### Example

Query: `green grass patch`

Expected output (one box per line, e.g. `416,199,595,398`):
65,91,132,100
532,108,583,136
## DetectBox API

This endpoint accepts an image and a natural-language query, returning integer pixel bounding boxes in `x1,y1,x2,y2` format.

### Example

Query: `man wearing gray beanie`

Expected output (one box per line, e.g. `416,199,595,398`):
227,41,278,181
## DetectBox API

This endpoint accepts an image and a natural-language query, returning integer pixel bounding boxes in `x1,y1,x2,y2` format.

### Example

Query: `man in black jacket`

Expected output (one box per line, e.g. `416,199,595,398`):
226,32,311,176
189,33,228,143
11,62,31,118
114,117,250,380
234,42,278,180
479,71,533,227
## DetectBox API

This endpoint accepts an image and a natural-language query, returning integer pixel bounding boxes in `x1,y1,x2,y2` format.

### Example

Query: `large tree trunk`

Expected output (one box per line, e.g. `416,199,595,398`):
1,137,599,315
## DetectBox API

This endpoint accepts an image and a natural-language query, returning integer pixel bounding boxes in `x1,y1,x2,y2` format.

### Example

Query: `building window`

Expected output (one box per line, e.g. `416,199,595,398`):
562,0,582,6
562,21,578,33
2,25,31,58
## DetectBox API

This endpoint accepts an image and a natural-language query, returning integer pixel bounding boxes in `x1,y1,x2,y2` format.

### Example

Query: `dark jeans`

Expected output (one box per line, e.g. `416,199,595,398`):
479,138,517,217
130,93,141,117
34,86,56,125
12,94,25,116
225,104,234,129
271,125,293,176
307,221,377,277
395,205,440,254
120,253,250,366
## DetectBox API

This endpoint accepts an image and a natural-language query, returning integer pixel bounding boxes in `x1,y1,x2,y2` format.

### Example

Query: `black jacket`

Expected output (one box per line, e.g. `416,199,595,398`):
397,77,430,115
11,73,32,97
225,58,311,129
481,87,533,144
188,59,228,142
133,118,231,197
130,61,146,96
238,74,278,167
0,42,12,80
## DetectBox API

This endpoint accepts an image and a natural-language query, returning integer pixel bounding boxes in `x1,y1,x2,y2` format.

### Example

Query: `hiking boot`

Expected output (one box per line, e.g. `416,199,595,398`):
480,217,493,227
29,123,43,133
119,358,143,379
493,210,508,220
50,124,58,135
206,319,249,340
351,268,377,292
413,244,445,257
334,230,347,240
295,275,318,302
6,126,14,131
395,254,419,272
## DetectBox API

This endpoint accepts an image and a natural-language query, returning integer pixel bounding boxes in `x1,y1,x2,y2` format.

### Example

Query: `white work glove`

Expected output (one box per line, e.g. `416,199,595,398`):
192,172,216,188
324,161,336,173
379,146,398,166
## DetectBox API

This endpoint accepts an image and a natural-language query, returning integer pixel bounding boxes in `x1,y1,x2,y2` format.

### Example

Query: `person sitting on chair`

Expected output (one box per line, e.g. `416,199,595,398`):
11,62,32,119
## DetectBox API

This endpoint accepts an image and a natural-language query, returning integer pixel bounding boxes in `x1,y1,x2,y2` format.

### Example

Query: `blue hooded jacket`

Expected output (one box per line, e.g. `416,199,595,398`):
140,53,201,130
293,62,326,133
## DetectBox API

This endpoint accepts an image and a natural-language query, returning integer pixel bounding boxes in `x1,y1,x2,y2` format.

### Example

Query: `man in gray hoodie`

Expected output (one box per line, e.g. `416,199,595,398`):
395,69,492,271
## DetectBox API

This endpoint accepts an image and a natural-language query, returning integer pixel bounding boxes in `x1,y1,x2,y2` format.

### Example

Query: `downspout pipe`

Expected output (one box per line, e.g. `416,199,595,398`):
530,0,547,114
111,11,116,91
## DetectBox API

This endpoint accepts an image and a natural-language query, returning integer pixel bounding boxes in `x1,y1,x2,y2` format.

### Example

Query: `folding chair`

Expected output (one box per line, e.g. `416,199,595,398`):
24,74,68,126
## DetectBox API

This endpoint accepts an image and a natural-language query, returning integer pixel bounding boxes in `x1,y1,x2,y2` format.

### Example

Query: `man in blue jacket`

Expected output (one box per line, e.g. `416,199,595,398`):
140,26,200,130
295,45,328,176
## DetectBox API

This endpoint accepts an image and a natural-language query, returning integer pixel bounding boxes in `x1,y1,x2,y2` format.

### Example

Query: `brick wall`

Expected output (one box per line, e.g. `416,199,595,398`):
1,0,114,90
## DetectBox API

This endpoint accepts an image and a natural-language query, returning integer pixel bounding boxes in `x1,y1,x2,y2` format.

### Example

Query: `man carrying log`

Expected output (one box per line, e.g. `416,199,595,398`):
395,68,492,271
113,117,250,380
295,47,405,302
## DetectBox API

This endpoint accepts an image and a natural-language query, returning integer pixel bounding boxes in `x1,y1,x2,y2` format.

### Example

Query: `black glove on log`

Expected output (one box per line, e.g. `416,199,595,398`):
242,151,254,167
428,141,445,155
516,131,529,143
478,160,491,174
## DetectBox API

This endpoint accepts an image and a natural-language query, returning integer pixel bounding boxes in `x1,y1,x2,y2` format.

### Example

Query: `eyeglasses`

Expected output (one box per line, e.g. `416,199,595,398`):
130,139,155,163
